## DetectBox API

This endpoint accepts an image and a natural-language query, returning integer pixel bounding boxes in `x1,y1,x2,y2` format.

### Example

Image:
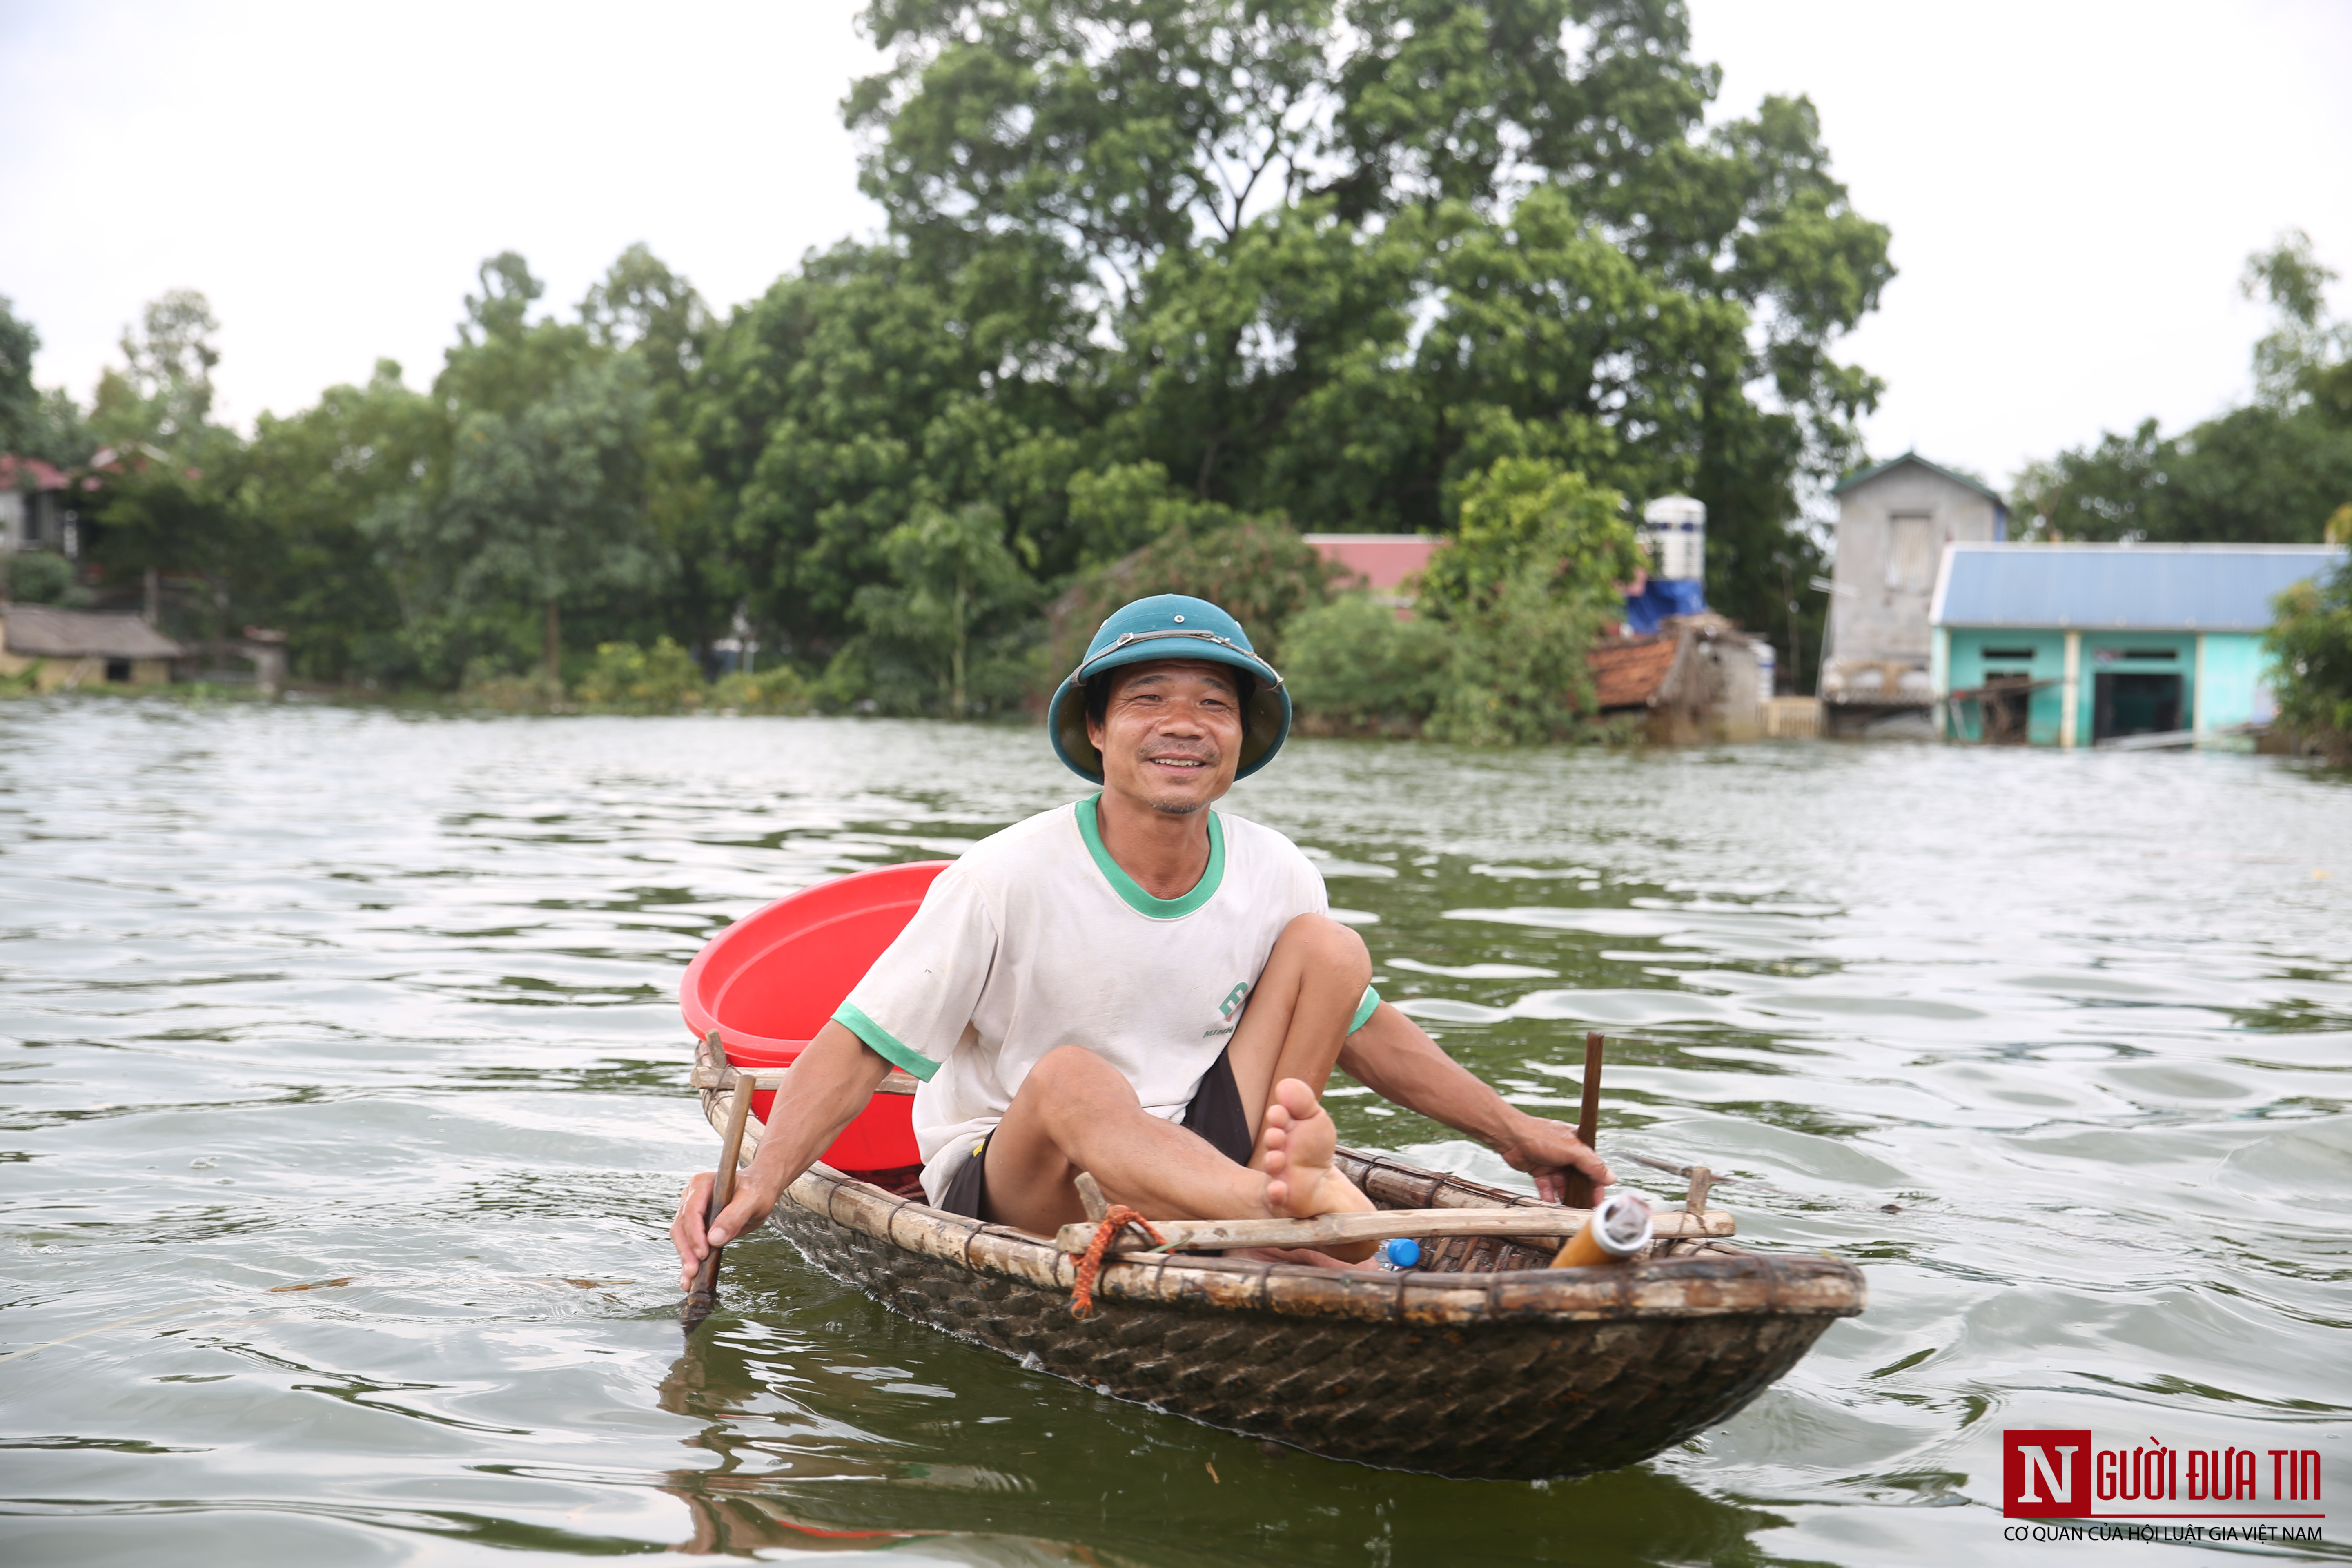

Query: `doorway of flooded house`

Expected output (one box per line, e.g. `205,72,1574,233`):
2093,671,2182,741
1980,673,2035,744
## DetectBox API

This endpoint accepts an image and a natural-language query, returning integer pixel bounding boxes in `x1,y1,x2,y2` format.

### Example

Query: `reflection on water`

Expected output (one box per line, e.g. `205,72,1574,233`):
2,698,2347,1565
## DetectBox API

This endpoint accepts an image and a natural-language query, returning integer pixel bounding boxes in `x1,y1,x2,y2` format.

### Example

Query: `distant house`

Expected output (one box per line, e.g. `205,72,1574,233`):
1304,534,1443,609
1589,612,1764,743
0,455,82,557
1929,543,2345,747
1821,454,2008,734
0,603,188,691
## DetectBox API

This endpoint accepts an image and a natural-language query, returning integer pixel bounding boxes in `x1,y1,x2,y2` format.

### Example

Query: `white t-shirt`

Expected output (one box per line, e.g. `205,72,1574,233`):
833,795,1377,1205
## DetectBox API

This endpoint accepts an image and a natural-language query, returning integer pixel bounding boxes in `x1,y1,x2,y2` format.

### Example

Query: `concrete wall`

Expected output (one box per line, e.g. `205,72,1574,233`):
1828,466,2004,671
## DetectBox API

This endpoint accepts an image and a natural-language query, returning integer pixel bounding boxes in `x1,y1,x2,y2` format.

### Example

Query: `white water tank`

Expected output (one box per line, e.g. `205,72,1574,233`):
1642,496,1706,581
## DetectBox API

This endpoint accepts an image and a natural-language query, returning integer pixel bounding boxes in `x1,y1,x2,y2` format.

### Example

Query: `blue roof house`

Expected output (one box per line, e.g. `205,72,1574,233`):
1928,543,2346,748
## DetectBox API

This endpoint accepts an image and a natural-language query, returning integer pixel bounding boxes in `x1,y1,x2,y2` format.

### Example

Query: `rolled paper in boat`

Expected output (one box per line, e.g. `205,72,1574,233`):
1549,1191,1654,1269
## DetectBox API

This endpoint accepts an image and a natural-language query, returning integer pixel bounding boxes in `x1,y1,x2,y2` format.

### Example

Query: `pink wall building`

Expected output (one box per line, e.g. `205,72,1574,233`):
1304,534,1443,604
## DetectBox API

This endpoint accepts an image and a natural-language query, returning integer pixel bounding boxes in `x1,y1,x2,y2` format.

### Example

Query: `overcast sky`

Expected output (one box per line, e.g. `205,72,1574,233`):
4,0,2347,497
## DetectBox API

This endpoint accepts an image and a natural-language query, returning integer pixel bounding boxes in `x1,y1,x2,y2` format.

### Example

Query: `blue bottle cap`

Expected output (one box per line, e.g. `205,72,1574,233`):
1387,1238,1421,1267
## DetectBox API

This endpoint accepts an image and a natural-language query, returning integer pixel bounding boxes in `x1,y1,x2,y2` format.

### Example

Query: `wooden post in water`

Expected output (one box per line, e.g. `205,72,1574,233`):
1565,1031,1605,1209
682,1056,757,1331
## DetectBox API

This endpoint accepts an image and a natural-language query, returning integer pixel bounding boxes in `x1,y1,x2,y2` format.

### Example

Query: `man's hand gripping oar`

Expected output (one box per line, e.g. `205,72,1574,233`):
674,1023,896,1330
678,1069,758,1330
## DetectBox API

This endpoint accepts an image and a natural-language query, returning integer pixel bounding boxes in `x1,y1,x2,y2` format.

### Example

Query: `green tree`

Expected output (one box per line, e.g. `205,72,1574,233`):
691,0,1891,678
1281,591,1451,733
1409,456,1639,741
76,292,246,644
889,2,1886,575
362,254,674,687
835,500,1039,715
693,241,1087,663
2016,231,2352,544
0,295,40,458
0,296,93,486
90,290,226,458
1050,471,1343,673
1416,457,1640,619
2265,561,2352,765
232,361,438,680
1423,564,1616,743
575,635,708,713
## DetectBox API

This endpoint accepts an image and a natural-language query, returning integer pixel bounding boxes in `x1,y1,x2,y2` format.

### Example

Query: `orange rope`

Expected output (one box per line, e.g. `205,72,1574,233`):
1069,1205,1165,1316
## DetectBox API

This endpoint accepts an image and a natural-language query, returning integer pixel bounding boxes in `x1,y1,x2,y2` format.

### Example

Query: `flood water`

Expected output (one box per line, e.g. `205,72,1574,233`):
3,698,2348,1566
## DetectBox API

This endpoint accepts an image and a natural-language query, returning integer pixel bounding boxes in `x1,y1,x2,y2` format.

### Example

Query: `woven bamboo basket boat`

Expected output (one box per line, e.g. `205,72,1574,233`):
693,1039,1864,1480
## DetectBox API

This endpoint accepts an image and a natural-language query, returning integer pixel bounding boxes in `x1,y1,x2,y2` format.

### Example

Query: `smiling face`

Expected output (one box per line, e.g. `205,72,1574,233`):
1085,659,1246,816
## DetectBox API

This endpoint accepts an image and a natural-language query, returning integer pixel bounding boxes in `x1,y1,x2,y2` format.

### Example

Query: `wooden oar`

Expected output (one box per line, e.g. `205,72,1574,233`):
682,1050,757,1331
1564,1030,1605,1209
1054,1203,1732,1256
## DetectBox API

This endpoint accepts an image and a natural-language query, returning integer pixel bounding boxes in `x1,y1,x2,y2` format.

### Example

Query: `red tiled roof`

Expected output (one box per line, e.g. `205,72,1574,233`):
1589,634,1677,708
0,455,71,491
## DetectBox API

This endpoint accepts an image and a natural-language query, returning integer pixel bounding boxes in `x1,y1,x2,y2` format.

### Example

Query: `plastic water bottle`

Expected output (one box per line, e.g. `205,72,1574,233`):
1377,1238,1421,1271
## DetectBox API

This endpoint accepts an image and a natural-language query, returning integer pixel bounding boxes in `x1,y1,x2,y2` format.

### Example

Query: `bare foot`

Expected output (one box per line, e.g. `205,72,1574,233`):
1257,1078,1374,1223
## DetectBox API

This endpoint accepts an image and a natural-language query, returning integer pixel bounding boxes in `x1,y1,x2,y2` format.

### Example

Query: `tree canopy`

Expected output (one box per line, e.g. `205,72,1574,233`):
701,0,1889,666
11,0,1899,718
2013,232,2352,545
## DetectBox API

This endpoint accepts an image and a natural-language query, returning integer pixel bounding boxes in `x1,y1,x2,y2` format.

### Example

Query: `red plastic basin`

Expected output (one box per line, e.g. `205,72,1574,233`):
679,860,950,1173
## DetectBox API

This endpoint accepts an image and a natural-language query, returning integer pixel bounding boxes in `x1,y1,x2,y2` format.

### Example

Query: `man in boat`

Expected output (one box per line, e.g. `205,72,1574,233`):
673,594,1612,1282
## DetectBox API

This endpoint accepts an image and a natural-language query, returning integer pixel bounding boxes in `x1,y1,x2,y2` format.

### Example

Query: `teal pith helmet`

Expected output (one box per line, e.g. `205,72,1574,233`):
1048,595,1292,784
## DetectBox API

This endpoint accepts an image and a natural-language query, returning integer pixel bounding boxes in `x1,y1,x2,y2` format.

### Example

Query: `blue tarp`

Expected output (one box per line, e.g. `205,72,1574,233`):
1933,545,2345,631
1622,577,1707,635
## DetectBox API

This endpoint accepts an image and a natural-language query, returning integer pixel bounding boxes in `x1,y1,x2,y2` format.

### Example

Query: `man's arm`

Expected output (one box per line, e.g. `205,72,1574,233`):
671,1020,891,1288
1338,1003,1613,1204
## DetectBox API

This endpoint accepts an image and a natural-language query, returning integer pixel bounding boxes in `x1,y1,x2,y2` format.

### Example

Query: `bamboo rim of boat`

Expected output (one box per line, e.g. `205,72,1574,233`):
695,1040,1866,1326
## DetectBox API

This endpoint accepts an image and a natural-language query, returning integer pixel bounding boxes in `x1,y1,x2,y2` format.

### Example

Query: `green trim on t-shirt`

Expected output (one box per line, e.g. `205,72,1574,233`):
832,1002,940,1081
1076,794,1226,919
1350,986,1381,1034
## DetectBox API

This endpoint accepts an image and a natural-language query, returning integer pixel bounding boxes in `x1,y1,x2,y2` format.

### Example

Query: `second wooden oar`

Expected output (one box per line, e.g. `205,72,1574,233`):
1565,1029,1605,1209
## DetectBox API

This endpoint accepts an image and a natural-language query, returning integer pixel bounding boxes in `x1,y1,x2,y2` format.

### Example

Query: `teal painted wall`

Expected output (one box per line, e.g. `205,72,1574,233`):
2192,633,2271,731
1943,628,2069,744
1942,628,2271,745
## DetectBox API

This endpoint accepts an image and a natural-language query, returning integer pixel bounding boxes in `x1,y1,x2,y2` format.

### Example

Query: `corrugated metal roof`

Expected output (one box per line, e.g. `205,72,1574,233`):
1831,451,2005,506
1,605,189,659
1930,543,2345,631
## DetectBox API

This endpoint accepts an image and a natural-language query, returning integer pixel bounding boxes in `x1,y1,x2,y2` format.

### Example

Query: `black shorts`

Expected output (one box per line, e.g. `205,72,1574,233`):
935,1046,1253,1220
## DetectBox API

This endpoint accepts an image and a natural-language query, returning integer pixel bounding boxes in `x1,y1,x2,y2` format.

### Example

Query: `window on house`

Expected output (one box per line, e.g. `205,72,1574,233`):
2121,648,2176,660
1982,648,2037,661
105,659,132,683
1886,513,1937,593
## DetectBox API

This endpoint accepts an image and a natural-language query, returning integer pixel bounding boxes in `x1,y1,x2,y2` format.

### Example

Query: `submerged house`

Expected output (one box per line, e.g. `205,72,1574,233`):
0,603,188,691
1590,612,1766,743
1820,454,2008,735
1929,543,2345,747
